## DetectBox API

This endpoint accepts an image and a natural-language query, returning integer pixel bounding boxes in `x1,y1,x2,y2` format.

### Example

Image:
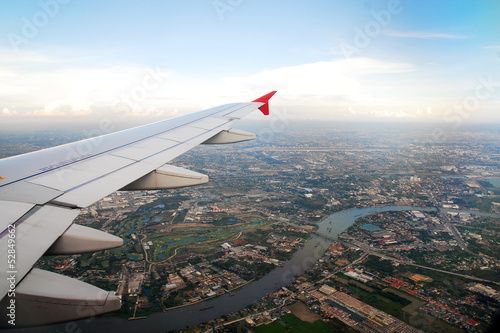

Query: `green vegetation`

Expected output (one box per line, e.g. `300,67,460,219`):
296,195,328,211
243,228,273,244
215,257,274,279
454,195,495,212
354,288,408,319
364,255,394,274
408,312,465,333
461,268,500,282
146,216,272,262
254,314,356,333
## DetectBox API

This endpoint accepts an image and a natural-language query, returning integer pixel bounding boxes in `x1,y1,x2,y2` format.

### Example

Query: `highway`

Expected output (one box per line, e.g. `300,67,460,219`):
313,232,500,286
424,179,469,252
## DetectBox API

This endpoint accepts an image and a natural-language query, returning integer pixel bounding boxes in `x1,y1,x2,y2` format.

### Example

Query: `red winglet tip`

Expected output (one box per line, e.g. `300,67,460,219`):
252,91,277,116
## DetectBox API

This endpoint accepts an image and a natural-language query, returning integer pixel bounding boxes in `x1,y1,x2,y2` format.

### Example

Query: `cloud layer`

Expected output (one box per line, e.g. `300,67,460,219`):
0,50,498,124
0,52,421,121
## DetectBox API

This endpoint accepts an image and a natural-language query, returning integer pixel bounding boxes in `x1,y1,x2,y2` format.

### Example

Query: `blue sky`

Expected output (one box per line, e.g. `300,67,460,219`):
0,0,499,126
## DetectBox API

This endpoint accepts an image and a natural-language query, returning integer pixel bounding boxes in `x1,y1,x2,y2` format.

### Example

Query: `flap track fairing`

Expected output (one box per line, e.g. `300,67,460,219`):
202,129,256,144
120,164,208,191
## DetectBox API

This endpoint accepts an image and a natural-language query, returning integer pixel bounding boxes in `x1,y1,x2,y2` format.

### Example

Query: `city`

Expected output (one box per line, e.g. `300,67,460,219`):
1,121,499,332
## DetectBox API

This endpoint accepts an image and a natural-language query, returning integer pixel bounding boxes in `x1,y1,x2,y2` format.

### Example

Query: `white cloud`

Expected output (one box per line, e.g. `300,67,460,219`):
223,57,414,97
0,48,104,65
0,62,174,118
0,55,422,122
26,103,93,117
383,30,468,39
0,49,57,64
2,107,18,116
4,50,497,123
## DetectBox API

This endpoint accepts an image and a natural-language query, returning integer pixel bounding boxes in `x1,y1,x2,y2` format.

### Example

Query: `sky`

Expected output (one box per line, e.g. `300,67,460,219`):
0,0,499,129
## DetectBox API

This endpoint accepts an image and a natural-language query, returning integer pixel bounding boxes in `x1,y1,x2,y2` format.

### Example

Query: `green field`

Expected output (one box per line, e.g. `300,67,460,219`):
254,314,356,333
148,216,271,261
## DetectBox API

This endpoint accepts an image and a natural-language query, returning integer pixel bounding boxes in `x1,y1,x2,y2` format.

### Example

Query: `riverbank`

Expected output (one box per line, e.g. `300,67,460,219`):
19,205,449,332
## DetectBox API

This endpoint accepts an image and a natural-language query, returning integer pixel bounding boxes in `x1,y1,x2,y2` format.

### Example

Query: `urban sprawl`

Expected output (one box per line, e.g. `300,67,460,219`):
2,122,499,332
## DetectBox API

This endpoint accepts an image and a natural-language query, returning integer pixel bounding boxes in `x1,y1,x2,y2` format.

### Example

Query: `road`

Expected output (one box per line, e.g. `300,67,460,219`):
314,231,499,286
424,179,469,251
341,238,500,286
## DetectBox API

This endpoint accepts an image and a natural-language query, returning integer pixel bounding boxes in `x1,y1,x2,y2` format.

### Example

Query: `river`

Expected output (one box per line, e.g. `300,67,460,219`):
25,205,439,332
487,178,500,188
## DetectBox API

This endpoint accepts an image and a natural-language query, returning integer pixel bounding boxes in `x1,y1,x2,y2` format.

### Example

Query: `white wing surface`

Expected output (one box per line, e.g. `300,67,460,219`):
0,91,276,327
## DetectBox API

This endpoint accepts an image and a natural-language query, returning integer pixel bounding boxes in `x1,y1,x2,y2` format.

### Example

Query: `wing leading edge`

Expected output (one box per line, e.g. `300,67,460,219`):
0,91,276,327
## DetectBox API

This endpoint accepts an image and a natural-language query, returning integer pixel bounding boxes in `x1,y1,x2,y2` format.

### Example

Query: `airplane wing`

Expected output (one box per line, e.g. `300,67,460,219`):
0,91,277,327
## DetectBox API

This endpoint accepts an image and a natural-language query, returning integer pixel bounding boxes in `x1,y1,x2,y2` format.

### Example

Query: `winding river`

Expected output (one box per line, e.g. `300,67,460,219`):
27,205,471,332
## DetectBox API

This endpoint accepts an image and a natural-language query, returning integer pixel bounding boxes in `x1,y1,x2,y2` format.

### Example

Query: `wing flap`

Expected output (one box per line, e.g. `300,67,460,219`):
53,124,219,207
28,154,136,192
0,201,35,232
51,162,154,208
0,205,81,299
0,181,63,205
